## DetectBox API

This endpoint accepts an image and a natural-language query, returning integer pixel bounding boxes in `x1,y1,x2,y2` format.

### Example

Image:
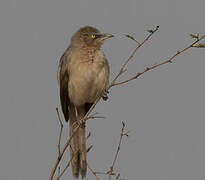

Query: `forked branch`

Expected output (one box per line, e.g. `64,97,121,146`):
110,34,205,87
49,27,205,180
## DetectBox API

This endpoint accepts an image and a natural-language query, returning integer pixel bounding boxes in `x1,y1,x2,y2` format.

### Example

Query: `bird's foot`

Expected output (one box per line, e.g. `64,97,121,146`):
102,89,109,101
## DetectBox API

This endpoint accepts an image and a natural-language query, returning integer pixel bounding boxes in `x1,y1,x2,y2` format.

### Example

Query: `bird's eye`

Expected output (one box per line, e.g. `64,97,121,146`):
91,34,96,39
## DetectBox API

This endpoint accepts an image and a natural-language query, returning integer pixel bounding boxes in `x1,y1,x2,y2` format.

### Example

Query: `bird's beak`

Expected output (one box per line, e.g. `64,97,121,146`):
99,33,114,41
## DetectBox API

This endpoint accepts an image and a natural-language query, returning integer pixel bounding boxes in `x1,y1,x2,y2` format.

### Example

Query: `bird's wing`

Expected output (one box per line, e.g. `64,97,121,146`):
58,47,70,122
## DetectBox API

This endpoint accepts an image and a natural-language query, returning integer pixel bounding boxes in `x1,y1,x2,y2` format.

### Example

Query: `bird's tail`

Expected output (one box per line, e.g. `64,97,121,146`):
69,103,87,179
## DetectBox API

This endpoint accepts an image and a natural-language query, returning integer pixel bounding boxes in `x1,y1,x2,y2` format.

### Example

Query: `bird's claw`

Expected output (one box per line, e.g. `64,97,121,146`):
102,89,109,101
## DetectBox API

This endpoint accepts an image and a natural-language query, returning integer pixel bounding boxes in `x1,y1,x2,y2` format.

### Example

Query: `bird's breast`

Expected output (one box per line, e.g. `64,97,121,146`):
68,50,109,106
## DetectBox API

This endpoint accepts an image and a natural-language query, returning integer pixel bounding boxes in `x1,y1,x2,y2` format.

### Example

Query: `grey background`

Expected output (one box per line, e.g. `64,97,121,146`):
0,0,205,180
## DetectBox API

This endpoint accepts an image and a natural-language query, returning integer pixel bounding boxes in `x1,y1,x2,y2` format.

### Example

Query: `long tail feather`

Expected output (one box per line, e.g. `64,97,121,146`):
69,103,80,178
69,104,87,179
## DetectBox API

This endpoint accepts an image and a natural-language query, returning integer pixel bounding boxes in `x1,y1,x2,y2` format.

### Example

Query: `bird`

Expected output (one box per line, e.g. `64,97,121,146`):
57,26,113,179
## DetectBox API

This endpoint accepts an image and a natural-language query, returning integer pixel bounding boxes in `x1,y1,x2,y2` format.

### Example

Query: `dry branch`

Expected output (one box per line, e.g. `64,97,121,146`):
87,163,100,180
109,34,205,87
108,121,127,180
49,26,205,180
108,25,160,89
56,108,63,156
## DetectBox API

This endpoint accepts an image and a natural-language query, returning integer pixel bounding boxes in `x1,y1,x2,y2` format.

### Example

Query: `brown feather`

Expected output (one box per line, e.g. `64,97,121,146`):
69,103,80,178
58,26,112,178
58,48,70,121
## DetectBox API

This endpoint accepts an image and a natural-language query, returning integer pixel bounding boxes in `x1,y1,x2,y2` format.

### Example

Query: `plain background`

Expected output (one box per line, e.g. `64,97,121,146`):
0,0,205,180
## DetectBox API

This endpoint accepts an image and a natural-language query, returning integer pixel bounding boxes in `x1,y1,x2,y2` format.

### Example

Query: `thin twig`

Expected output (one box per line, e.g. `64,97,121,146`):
56,108,63,156
124,34,141,45
57,167,60,178
50,110,101,180
87,163,100,180
111,34,205,87
56,160,71,180
50,27,205,179
108,121,126,180
56,150,78,180
87,132,91,140
95,172,109,175
115,173,120,180
85,115,106,120
108,25,160,89
50,26,159,180
49,121,80,180
57,145,93,180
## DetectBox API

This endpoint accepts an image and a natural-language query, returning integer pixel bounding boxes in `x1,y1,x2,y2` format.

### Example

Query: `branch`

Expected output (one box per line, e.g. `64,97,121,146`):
87,121,129,180
108,25,160,89
108,121,127,180
56,108,63,156
50,26,205,179
50,110,103,179
111,34,205,87
49,25,159,180
56,150,79,180
49,122,80,180
124,34,140,45
56,157,71,180
87,163,100,180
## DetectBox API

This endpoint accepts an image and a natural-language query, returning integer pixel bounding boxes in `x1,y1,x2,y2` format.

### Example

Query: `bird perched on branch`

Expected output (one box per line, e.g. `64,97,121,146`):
58,26,113,179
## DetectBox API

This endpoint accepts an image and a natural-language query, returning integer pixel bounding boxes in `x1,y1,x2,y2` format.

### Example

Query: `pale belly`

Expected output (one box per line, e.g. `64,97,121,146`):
68,62,109,106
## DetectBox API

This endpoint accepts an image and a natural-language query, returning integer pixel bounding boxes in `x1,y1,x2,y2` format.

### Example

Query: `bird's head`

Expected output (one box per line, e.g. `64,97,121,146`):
71,26,114,49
